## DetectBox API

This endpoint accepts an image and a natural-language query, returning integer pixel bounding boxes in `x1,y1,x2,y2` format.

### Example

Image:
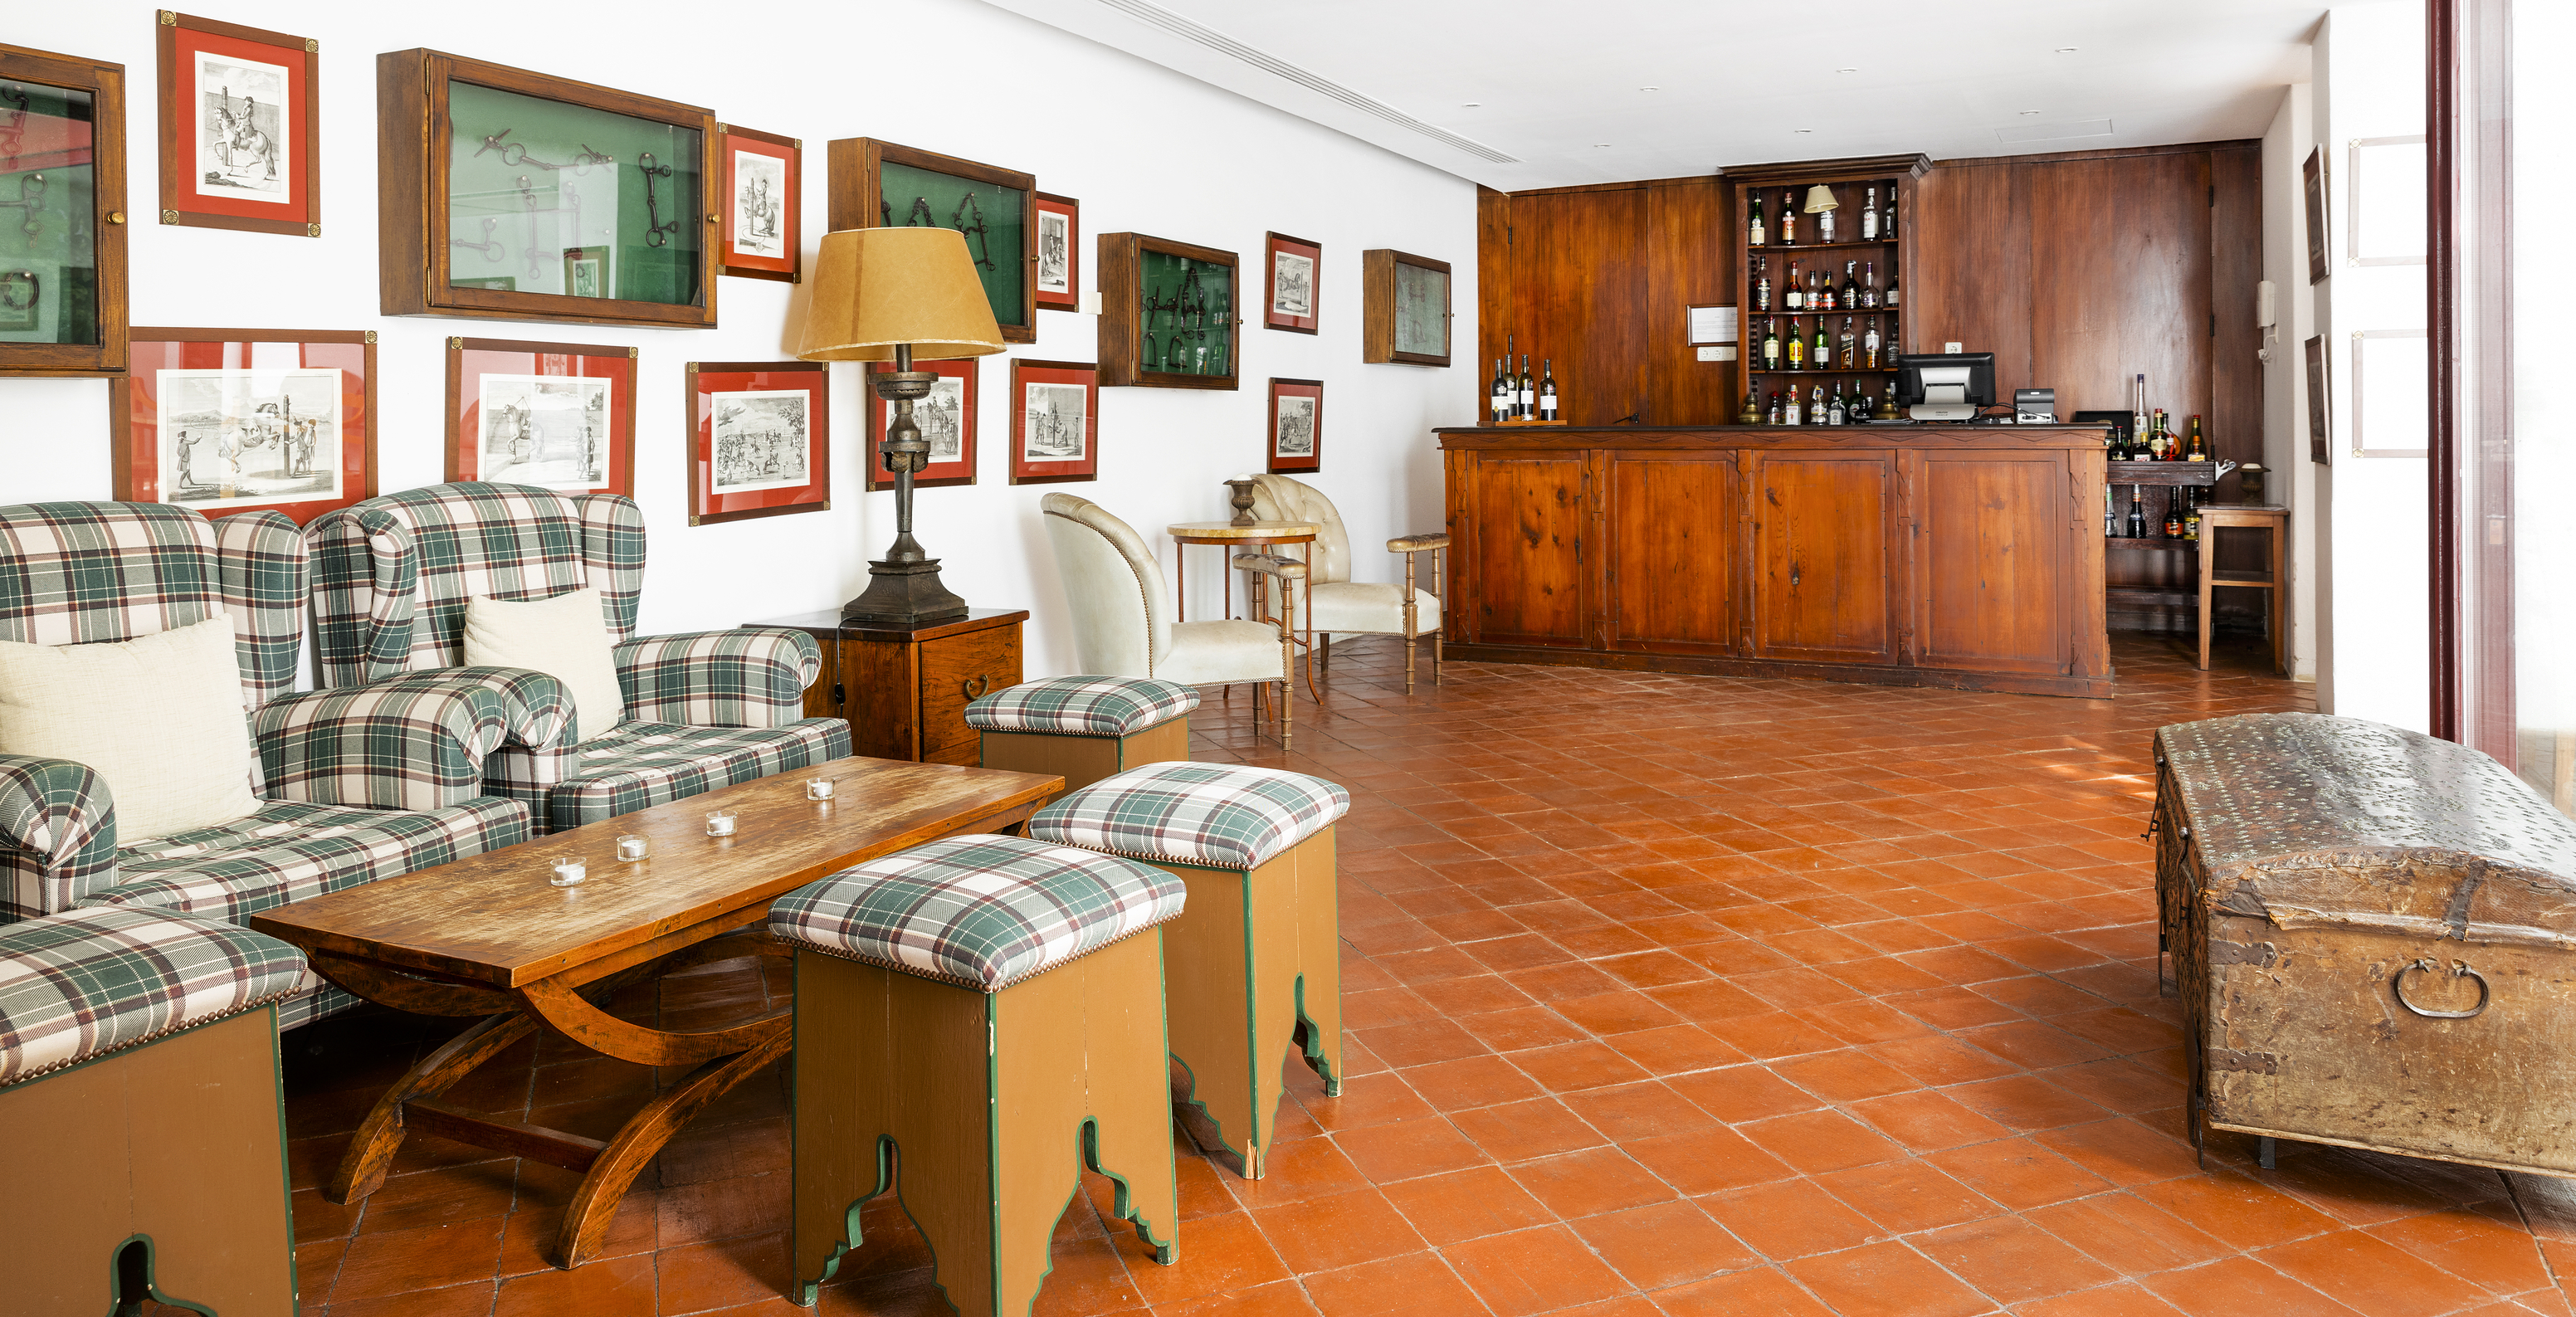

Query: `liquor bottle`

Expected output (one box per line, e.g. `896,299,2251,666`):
2105,488,2119,538
1861,186,1880,241
2146,412,2167,461
1779,190,1798,246
1749,193,1767,246
1785,261,1803,310
1768,391,1783,425
1817,191,1837,243
1539,360,1558,420
1886,192,1899,238
2104,424,2121,463
1861,260,1879,308
1787,319,1805,369
1862,317,1881,369
1842,261,1860,308
1827,383,1847,426
2163,498,2183,539
1518,356,1535,418
2130,374,2147,447
1490,358,1511,423
1754,256,1772,312
1786,388,1804,425
1762,318,1782,371
2183,487,2203,540
1839,316,1856,368
2126,490,2146,539
1885,273,1900,307
1812,384,1827,424
1812,319,1832,368
2185,414,2208,461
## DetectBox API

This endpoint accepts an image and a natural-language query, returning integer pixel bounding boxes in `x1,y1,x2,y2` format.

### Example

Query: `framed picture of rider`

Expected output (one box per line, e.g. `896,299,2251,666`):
686,360,828,525
111,327,376,523
865,358,977,490
444,336,637,497
718,125,798,284
157,12,320,237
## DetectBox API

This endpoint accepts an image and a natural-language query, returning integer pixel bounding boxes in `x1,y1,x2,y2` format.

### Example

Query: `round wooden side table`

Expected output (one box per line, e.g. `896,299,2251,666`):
1167,519,1320,699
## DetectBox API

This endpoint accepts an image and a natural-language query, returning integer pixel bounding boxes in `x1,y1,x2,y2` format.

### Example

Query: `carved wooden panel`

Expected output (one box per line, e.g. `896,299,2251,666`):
1603,450,1738,656
1749,451,1895,665
1463,451,1590,647
1915,450,2073,676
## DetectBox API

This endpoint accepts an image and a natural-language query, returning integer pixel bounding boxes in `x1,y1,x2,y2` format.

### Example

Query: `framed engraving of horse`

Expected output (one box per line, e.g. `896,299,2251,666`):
156,12,317,237
378,50,719,329
827,138,1036,344
444,336,637,496
0,41,129,378
718,124,798,284
111,326,376,524
866,357,977,490
687,360,827,525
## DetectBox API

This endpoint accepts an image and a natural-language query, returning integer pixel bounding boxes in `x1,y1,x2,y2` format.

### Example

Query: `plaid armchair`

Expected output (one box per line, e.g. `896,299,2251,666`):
0,502,542,1028
306,483,851,832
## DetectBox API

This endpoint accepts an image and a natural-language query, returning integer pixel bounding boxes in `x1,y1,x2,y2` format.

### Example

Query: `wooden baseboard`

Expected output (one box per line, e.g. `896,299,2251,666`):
1442,643,2115,699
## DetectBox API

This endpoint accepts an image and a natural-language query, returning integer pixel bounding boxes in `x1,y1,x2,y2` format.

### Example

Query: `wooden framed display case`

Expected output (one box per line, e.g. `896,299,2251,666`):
826,138,1036,344
0,41,129,377
1730,154,1928,422
376,49,719,329
1362,248,1451,368
1097,232,1237,389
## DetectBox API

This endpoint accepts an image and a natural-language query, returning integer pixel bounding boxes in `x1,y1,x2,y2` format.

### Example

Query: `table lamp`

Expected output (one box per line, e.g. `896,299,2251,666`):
797,227,1006,627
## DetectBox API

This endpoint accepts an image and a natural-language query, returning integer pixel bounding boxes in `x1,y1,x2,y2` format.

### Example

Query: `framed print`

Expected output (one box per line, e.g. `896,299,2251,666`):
2302,146,2329,286
156,12,317,237
1363,249,1451,367
0,41,129,378
444,336,637,496
827,138,1035,344
377,49,717,328
2305,333,2330,466
2351,329,2429,460
1033,191,1079,311
1097,232,1238,390
1268,378,1321,474
687,360,827,525
1009,359,1097,485
1264,232,1320,334
111,326,374,523
719,124,798,283
2349,134,2427,268
866,358,977,490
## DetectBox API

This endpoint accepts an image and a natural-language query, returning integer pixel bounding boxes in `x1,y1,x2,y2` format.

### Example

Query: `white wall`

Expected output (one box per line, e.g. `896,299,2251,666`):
2258,81,2318,681
0,0,1477,679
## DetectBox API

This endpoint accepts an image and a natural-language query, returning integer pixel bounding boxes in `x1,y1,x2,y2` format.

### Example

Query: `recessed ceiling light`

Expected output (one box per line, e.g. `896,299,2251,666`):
1594,143,1613,149
2054,46,2079,53
1639,85,1661,92
1461,101,1481,108
1836,67,1859,74
2020,110,2042,115
1794,129,1813,134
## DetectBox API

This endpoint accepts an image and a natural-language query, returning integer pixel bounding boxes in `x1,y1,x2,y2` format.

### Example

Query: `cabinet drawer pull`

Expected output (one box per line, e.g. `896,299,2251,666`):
963,674,990,700
2394,958,2491,1019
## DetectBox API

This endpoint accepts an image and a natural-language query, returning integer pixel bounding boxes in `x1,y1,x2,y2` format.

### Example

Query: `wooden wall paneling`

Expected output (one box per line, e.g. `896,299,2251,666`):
2027,152,2214,421
1603,451,1738,656
1462,451,1592,647
2208,144,2265,493
1476,187,1515,414
1644,179,1734,426
1906,162,2032,388
1749,451,1896,664
1915,450,2075,675
1514,189,1648,426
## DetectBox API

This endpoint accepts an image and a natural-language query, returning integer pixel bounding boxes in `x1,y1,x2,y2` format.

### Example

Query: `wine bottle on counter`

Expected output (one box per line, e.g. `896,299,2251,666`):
1779,190,1798,246
1490,359,1511,423
1749,193,1767,246
1762,318,1782,370
1518,356,1534,418
1862,317,1881,369
1539,360,1558,421
1754,257,1772,312
1861,187,1880,241
1785,261,1804,310
1787,319,1805,369
1812,319,1832,368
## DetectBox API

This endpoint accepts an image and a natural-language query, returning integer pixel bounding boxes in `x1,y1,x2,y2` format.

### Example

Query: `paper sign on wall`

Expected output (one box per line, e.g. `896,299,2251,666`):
1686,305,1737,344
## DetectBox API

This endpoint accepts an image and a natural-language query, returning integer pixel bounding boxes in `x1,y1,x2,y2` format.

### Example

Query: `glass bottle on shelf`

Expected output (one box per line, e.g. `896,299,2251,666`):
1779,190,1798,246
1860,261,1879,308
1787,319,1805,369
1812,384,1827,423
2185,414,2208,461
1785,260,1803,310
1861,186,1880,241
1768,391,1783,424
1749,192,1767,246
1762,318,1782,370
1787,388,1804,425
2183,487,2203,539
1827,383,1847,426
1886,272,1900,307
2127,490,2147,539
1818,191,1837,243
1863,317,1881,369
1812,318,1832,368
1840,315,1856,367
1886,191,1899,239
2164,497,2183,539
1754,256,1772,312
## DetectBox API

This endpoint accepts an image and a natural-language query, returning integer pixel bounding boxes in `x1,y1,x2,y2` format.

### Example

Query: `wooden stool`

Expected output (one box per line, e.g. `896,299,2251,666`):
772,834,1187,1314
1027,762,1348,1178
2195,505,2289,674
967,676,1199,809
0,905,310,1316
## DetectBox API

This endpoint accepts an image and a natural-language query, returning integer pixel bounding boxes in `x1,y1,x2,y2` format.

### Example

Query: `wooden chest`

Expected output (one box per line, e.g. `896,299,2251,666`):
2155,713,2576,1174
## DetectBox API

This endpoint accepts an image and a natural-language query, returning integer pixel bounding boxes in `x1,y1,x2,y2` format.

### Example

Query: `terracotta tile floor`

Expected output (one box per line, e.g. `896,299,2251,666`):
279,632,2576,1316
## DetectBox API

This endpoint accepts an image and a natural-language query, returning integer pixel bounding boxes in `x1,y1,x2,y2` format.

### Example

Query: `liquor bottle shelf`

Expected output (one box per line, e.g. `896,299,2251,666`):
2105,535,2198,551
1748,240,1900,254
1748,368,1900,375
1757,307,1900,316
2104,461,2222,485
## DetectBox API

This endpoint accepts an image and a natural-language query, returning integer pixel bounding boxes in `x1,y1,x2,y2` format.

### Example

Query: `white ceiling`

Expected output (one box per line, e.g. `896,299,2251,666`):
980,0,2378,191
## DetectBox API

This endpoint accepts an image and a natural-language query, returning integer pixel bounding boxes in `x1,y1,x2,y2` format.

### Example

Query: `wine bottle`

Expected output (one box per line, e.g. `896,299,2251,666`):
1861,186,1880,241
2185,414,2208,461
1787,319,1805,369
1539,360,1557,421
1839,315,1856,368
1785,260,1803,310
1518,355,1534,419
1754,256,1772,313
1862,317,1881,369
1779,190,1798,246
1490,358,1511,423
1749,193,1767,246
1762,318,1782,371
1812,319,1832,368
1885,273,1900,307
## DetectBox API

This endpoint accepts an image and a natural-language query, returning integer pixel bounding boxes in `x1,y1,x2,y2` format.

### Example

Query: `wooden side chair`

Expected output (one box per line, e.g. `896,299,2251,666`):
1,904,311,1315
967,676,1200,809
772,834,1186,1315
1027,761,1349,1178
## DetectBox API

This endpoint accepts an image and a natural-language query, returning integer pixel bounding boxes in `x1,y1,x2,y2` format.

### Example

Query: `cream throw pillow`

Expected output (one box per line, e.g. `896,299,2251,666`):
0,613,261,842
463,588,626,745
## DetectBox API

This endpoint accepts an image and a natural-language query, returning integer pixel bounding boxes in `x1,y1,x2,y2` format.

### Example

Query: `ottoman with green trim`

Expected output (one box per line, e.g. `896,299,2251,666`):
0,904,311,1315
1025,761,1349,1179
771,833,1185,1316
967,676,1199,811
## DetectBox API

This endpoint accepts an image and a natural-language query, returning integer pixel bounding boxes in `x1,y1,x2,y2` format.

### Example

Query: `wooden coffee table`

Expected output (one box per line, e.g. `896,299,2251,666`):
250,756,1060,1269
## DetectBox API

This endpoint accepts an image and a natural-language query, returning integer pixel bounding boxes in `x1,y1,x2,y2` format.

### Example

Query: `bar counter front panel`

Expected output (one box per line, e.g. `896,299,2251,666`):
1437,424,2110,697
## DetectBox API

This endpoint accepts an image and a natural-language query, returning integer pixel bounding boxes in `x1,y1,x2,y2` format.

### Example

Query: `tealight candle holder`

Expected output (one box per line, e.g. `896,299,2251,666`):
705,809,739,837
615,833,649,862
805,777,837,802
548,854,587,887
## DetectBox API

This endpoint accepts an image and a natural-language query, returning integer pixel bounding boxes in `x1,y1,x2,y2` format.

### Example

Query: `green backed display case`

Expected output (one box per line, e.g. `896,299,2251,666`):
0,41,127,377
825,137,1036,345
1097,232,1238,391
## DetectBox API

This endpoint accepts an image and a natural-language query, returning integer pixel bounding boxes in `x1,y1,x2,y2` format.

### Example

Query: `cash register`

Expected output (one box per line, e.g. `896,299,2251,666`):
1895,352,1996,422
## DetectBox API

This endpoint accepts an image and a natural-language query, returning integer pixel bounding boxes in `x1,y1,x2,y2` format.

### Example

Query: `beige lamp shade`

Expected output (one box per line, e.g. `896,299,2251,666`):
795,227,1007,362
1802,184,1840,213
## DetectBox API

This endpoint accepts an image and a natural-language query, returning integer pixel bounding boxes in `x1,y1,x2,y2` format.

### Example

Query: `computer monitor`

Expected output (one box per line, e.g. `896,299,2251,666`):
1896,353,1997,422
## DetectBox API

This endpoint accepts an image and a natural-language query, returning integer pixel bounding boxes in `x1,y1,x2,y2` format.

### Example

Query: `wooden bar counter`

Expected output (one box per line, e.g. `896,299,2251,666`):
1437,423,2110,697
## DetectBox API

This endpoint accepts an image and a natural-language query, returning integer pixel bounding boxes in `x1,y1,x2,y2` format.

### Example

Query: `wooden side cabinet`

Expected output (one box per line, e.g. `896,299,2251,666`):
754,607,1027,765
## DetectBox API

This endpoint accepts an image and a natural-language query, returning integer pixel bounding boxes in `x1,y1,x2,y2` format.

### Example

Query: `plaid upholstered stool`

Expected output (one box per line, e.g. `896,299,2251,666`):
0,905,310,1315
1026,763,1349,1178
772,835,1186,1314
966,676,1199,809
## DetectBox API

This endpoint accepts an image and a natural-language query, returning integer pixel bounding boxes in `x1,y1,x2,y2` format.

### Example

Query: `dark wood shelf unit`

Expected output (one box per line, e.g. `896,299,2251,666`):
1750,239,1903,255
2108,536,2198,552
1749,368,1900,376
1733,155,1928,422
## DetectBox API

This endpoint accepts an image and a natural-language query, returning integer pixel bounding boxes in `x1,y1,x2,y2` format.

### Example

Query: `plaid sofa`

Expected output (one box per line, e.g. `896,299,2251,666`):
0,501,544,1028
306,483,850,832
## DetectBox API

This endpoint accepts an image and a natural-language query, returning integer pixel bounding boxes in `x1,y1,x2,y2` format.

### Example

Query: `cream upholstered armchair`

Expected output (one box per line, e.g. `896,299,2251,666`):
1247,475,1448,693
1039,493,1295,749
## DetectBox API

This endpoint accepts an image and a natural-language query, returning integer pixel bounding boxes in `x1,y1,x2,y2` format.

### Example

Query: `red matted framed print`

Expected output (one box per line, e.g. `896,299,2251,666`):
156,12,318,237
112,327,375,523
444,336,637,497
866,358,977,490
1264,232,1319,334
1033,192,1080,311
687,360,827,524
1009,359,1097,485
719,124,798,283
1268,377,1321,474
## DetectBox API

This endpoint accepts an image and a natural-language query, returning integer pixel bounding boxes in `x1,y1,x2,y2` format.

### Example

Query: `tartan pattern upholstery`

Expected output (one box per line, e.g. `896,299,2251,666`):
770,834,1184,990
964,676,1200,738
305,483,645,689
275,982,363,1031
617,628,823,729
0,904,311,1087
0,755,116,925
1029,763,1350,870
254,668,572,812
489,718,851,834
81,797,529,925
0,500,305,710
